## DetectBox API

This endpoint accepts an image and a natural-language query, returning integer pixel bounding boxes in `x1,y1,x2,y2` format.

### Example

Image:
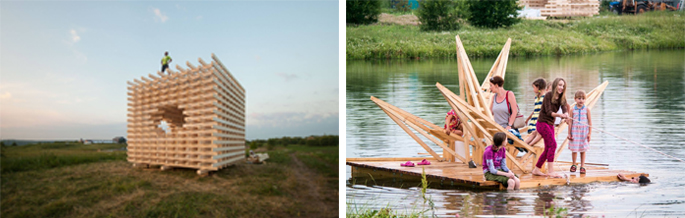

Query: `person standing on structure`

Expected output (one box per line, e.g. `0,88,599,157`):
161,51,172,74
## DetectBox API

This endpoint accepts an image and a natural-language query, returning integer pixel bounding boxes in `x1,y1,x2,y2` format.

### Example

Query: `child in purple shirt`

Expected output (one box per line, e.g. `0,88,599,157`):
483,132,520,190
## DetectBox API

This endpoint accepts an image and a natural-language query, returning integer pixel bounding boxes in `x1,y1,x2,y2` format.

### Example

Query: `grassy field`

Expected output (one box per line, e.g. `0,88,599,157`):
1,142,338,218
347,11,685,59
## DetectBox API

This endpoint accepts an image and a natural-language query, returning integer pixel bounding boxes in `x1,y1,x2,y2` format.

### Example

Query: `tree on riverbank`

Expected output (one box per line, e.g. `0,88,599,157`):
468,0,521,28
347,0,382,25
417,0,465,31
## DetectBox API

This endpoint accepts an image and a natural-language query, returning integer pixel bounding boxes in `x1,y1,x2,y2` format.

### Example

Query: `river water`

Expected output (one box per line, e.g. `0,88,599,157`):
346,50,685,217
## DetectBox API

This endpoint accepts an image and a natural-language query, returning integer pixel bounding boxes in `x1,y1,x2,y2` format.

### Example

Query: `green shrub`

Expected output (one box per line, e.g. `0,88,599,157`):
599,0,612,12
467,0,521,28
417,0,461,31
347,0,382,25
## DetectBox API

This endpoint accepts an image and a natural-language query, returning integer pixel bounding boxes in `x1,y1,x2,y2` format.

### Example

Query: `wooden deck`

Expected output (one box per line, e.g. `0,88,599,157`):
347,158,648,190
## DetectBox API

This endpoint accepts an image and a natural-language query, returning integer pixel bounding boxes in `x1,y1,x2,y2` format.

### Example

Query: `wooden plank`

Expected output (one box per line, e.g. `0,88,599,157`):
347,157,439,162
377,103,466,163
348,158,648,190
377,103,443,161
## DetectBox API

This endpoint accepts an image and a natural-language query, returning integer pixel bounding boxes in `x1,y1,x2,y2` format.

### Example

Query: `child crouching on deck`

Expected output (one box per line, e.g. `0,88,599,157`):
483,132,520,190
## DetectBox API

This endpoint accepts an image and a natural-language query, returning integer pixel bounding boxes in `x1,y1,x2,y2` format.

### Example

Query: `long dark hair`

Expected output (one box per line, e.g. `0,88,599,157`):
533,78,546,93
551,78,567,106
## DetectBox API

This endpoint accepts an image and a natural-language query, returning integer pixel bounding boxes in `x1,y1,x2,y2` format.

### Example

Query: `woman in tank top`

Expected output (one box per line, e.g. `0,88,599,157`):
489,76,519,131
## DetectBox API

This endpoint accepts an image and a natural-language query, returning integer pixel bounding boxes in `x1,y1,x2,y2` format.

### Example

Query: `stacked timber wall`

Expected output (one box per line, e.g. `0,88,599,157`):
126,54,245,173
520,0,600,17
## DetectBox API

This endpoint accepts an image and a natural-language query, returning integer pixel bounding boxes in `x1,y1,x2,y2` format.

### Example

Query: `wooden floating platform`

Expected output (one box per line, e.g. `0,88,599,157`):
347,158,648,190
354,35,649,190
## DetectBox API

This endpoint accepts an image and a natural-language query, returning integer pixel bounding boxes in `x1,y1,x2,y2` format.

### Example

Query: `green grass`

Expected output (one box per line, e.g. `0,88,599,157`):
1,143,126,173
1,142,338,218
347,11,685,59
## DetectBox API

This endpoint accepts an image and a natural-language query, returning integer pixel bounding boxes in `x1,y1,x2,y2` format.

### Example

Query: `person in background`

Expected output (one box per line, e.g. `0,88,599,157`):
524,78,546,146
444,109,463,136
161,51,173,74
618,174,650,184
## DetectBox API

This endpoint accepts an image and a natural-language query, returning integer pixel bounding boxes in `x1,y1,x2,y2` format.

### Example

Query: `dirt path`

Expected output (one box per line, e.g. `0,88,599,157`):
378,13,420,25
289,153,338,218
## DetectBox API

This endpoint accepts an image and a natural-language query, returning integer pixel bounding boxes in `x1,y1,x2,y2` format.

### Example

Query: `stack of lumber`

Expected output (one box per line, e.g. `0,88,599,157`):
248,153,270,164
521,0,599,17
520,0,548,8
126,54,246,175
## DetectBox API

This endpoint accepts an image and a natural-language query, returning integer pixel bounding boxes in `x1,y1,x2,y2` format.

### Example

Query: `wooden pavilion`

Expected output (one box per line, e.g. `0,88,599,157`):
127,54,246,175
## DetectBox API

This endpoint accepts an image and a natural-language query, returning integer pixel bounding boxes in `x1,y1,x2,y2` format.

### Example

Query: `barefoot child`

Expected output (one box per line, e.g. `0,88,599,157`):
531,78,569,178
483,132,521,190
524,78,546,146
568,90,592,174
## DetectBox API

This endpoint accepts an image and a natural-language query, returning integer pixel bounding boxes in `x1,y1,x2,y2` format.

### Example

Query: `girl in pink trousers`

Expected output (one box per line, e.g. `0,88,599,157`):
531,78,569,178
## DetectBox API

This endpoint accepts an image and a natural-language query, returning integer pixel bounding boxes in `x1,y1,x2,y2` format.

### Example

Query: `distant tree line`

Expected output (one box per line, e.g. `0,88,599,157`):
347,0,521,30
246,135,339,150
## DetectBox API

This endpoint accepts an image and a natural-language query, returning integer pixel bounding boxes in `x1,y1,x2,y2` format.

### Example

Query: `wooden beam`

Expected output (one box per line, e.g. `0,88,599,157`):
346,157,439,162
372,97,443,161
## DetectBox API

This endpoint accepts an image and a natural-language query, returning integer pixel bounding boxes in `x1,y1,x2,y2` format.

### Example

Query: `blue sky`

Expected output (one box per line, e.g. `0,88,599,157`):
0,1,339,140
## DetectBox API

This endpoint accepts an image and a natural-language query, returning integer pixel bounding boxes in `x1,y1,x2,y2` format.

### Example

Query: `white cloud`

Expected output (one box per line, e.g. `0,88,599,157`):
70,29,81,42
153,8,169,23
196,15,203,20
276,73,299,81
248,111,337,128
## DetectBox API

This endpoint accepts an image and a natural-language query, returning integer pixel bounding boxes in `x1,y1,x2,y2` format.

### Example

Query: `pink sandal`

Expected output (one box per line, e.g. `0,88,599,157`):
400,161,415,167
417,159,431,165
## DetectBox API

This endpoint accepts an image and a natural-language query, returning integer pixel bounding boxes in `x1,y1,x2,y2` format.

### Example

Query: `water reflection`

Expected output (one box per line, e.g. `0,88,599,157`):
346,50,685,216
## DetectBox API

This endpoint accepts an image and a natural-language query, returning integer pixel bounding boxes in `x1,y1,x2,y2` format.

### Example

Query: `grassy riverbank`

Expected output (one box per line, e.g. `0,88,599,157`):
1,142,338,217
347,11,685,59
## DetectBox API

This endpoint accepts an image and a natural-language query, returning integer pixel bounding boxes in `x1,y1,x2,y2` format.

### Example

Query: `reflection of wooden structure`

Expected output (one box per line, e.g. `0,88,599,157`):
347,35,649,190
520,0,600,17
127,54,246,175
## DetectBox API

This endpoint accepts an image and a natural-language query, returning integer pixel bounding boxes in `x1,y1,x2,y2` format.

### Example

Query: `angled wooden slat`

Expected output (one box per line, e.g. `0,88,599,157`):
373,100,442,161
371,96,469,163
